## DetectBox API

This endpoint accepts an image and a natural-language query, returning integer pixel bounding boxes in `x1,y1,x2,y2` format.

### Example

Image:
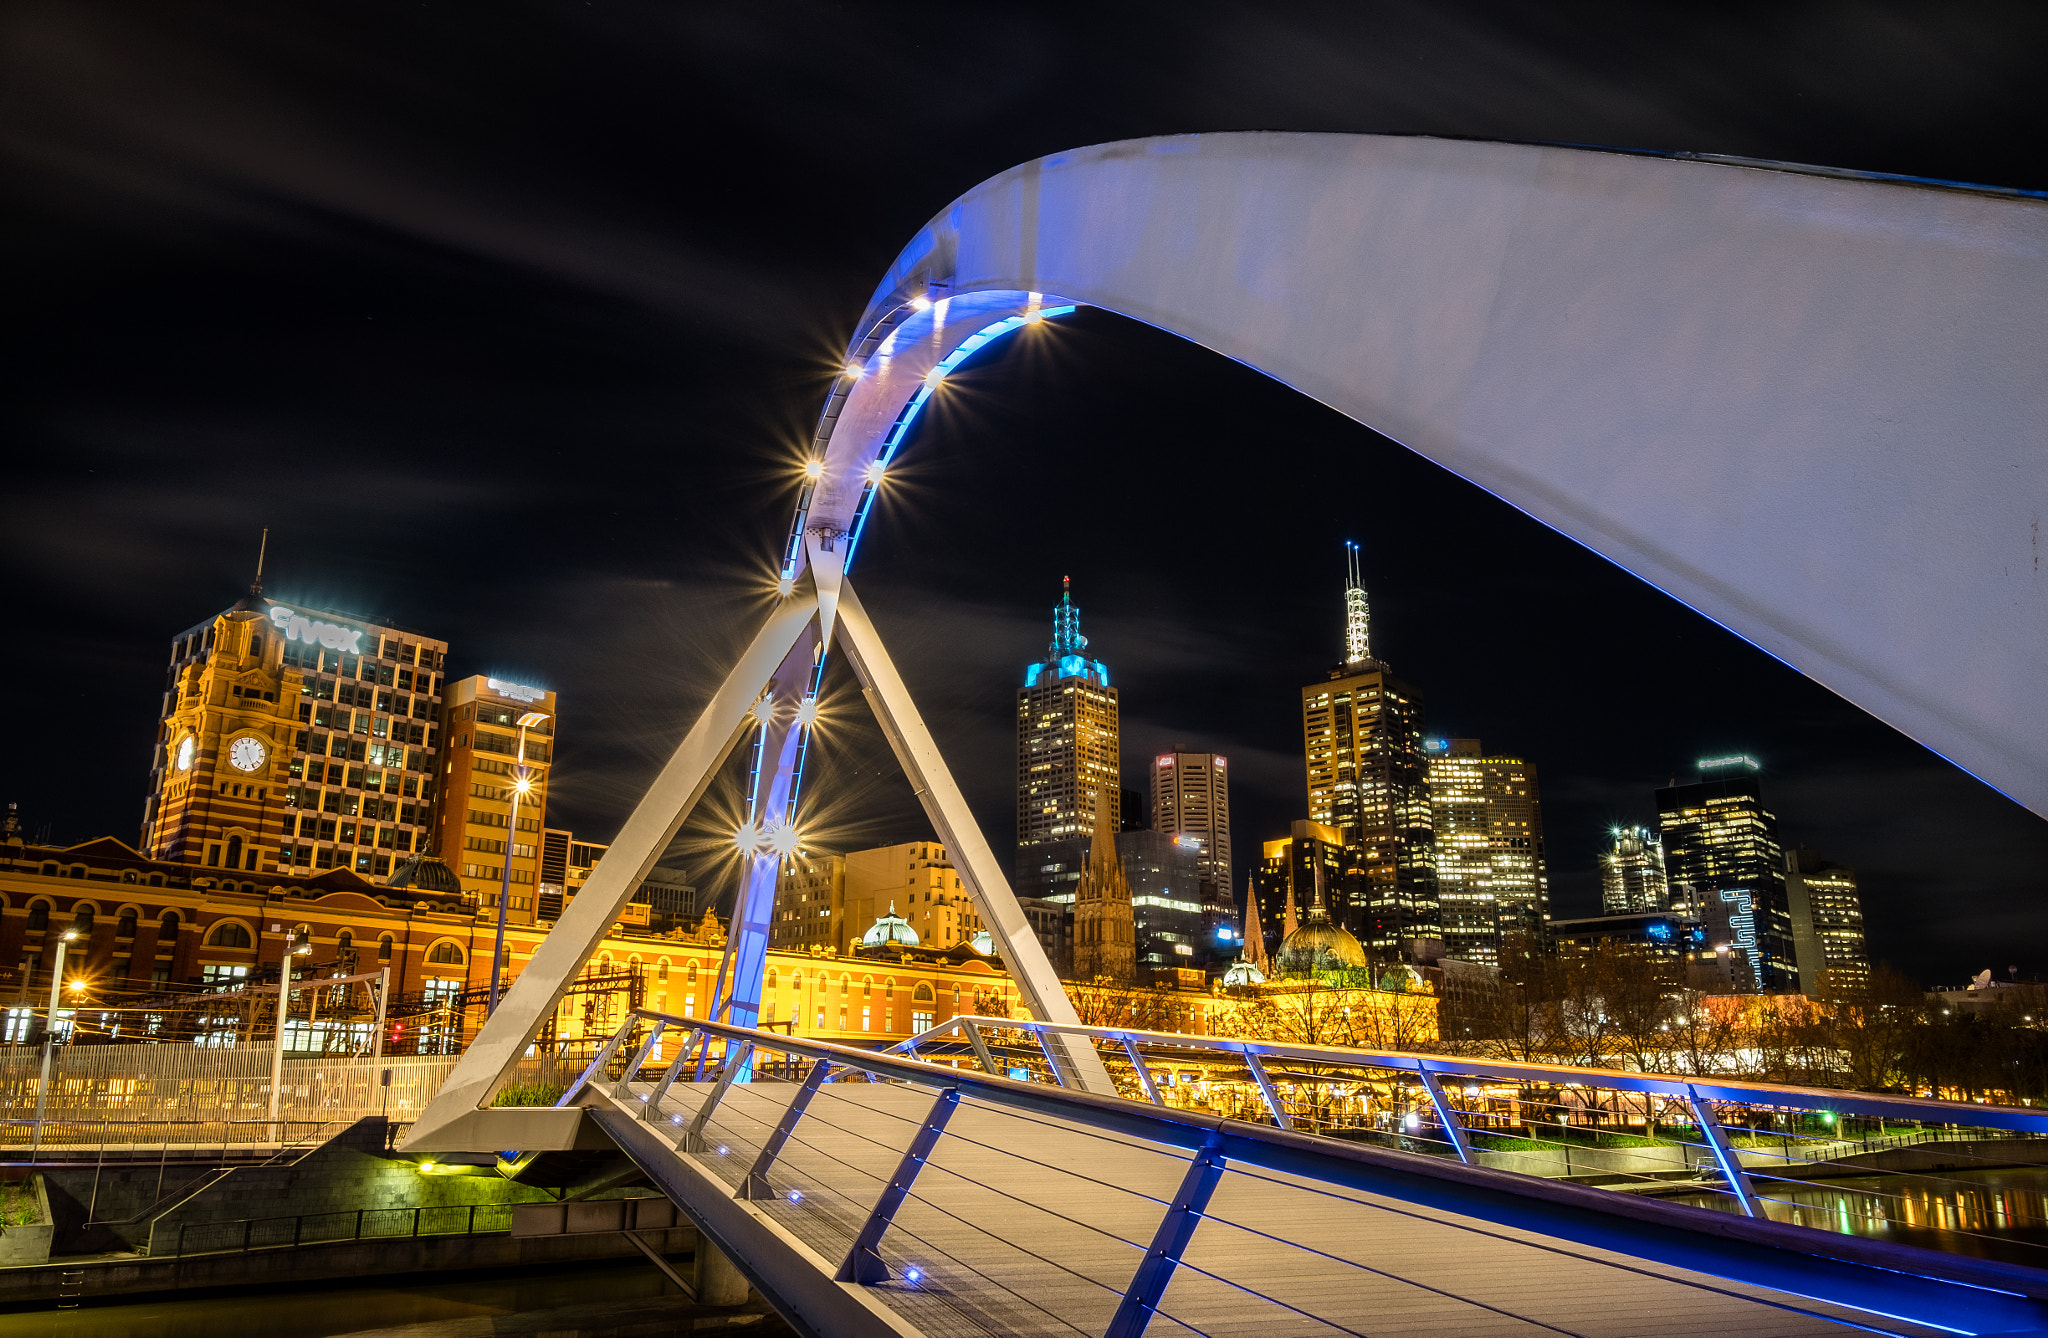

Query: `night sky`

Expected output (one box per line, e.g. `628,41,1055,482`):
5,3,2044,985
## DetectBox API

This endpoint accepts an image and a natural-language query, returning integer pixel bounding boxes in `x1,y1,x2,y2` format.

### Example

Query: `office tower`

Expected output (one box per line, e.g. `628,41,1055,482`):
1152,751,1234,917
1656,756,1795,991
144,570,448,881
1249,821,1348,965
1117,828,1208,971
1300,545,1437,949
435,675,559,923
840,842,983,953
1424,739,1550,967
1785,847,1870,994
1016,579,1119,901
1600,825,1669,914
772,852,846,950
1071,793,1136,982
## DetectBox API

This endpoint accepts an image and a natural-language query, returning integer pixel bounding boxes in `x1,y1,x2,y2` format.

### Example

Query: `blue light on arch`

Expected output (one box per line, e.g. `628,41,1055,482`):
840,307,1077,572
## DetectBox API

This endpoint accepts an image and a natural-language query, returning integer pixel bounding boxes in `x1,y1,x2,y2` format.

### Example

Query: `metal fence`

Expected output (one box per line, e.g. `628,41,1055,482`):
569,1008,2048,1338
881,1015,2048,1266
170,1202,516,1258
0,1046,460,1147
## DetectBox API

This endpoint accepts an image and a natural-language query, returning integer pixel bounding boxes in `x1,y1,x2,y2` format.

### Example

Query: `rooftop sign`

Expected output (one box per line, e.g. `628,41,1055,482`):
487,677,547,703
1698,755,1761,772
267,606,364,654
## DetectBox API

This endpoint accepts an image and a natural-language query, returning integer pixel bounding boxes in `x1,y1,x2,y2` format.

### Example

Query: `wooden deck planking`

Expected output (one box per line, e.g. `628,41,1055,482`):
617,1078,1946,1338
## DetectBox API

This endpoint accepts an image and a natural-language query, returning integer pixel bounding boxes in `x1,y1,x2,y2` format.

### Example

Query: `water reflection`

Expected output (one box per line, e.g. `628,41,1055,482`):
0,1259,761,1338
1669,1165,2048,1268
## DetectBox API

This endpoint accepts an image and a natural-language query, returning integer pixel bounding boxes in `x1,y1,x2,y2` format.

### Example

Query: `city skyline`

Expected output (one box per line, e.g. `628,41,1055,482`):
5,7,2043,987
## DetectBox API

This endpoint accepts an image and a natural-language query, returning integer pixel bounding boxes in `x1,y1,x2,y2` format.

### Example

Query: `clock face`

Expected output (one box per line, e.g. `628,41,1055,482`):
228,736,268,773
175,736,195,772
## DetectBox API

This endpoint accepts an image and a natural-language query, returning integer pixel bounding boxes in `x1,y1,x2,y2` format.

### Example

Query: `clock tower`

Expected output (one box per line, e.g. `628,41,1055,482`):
148,594,303,874
142,554,449,880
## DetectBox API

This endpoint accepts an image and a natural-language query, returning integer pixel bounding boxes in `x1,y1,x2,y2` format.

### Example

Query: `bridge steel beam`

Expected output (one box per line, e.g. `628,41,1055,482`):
405,584,823,1150
802,134,2048,818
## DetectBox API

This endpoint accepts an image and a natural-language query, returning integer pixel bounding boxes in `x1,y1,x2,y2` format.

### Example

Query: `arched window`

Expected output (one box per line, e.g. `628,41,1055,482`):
121,871,138,884
225,835,243,870
913,982,936,1003
72,905,95,934
687,960,699,984
862,978,872,999
658,960,669,983
207,922,253,949
839,974,850,996
160,911,180,940
39,863,56,878
378,934,394,962
885,978,895,999
426,941,464,965
790,970,802,991
26,901,49,931
117,910,138,939
337,930,354,958
148,873,164,887
765,969,777,992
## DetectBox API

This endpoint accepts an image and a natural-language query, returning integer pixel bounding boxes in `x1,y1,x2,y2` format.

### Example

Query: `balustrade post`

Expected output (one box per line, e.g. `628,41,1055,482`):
1414,1067,1473,1164
1104,1128,1228,1338
1242,1052,1291,1131
681,1041,753,1153
1120,1038,1163,1106
837,1087,960,1284
960,1021,1000,1076
1684,1087,1760,1218
741,1058,830,1200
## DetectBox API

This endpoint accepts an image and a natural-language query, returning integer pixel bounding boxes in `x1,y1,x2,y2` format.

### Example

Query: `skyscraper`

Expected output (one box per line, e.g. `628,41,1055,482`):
1656,756,1796,991
435,675,558,922
1600,826,1670,913
1016,579,1119,902
1071,791,1135,983
1424,739,1549,966
1300,545,1437,949
1785,847,1870,994
1249,821,1347,963
1117,828,1209,971
144,571,448,881
1151,750,1233,917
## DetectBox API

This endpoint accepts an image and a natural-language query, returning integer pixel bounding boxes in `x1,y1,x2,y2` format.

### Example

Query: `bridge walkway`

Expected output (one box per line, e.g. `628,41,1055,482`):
587,1075,1978,1338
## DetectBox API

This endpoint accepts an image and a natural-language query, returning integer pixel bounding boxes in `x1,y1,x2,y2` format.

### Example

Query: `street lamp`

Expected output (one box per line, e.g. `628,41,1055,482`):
490,711,551,1015
267,928,313,1138
30,929,80,1159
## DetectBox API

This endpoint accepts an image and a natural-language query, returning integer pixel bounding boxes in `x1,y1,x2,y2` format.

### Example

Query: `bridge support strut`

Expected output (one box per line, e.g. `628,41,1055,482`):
837,1086,961,1284
1105,1128,1228,1338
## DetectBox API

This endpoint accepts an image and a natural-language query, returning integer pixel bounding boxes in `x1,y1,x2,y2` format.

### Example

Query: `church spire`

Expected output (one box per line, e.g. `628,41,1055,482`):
1343,540,1370,665
1242,876,1272,976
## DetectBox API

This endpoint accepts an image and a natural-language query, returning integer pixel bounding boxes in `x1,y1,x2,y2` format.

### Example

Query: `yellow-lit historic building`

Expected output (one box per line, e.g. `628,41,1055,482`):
434,675,559,923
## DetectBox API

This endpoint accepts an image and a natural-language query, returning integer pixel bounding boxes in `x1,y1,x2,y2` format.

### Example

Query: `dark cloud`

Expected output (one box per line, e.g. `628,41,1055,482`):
1,0,2042,981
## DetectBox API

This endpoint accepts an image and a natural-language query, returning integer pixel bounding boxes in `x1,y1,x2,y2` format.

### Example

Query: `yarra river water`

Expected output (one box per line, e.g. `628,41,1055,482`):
1668,1164,2048,1267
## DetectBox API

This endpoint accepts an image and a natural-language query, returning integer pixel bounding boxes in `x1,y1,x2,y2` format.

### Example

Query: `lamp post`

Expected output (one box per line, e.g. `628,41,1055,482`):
267,928,312,1140
29,930,80,1160
490,711,551,1015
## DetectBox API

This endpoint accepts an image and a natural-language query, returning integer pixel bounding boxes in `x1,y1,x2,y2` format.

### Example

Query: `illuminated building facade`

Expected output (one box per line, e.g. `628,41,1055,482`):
1785,847,1869,994
143,583,447,883
1600,825,1670,913
1116,828,1209,971
1423,739,1548,967
839,842,983,953
1300,552,1437,949
1249,821,1347,957
1656,757,1796,991
434,675,557,924
773,853,844,950
1016,579,1119,901
1151,751,1233,915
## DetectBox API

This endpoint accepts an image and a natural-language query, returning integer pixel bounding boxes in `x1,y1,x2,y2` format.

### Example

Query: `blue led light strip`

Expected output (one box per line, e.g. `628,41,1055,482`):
842,307,1075,571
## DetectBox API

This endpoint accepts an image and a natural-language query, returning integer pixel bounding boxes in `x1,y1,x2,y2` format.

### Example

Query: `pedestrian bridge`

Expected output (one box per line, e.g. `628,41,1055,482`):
411,1011,2048,1338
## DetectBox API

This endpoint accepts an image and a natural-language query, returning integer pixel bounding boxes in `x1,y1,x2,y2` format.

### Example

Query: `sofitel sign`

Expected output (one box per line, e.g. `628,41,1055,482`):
487,677,545,703
268,606,365,654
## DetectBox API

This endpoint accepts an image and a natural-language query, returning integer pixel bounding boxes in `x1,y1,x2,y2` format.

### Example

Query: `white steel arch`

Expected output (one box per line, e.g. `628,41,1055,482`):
408,133,2048,1149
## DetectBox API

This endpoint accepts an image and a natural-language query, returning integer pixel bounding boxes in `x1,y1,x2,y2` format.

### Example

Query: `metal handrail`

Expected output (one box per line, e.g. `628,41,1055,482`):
883,1014,2048,1135
563,1005,2048,1336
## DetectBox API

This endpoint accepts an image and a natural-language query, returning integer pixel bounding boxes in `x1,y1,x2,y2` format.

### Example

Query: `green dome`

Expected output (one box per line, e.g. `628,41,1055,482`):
860,903,920,949
1276,911,1369,974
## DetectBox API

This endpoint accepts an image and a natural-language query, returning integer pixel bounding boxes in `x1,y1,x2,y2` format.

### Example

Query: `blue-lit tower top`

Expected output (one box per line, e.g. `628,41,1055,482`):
1024,576,1110,688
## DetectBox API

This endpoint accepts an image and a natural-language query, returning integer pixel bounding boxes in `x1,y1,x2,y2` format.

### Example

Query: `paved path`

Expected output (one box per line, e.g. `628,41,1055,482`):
605,1078,1961,1338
